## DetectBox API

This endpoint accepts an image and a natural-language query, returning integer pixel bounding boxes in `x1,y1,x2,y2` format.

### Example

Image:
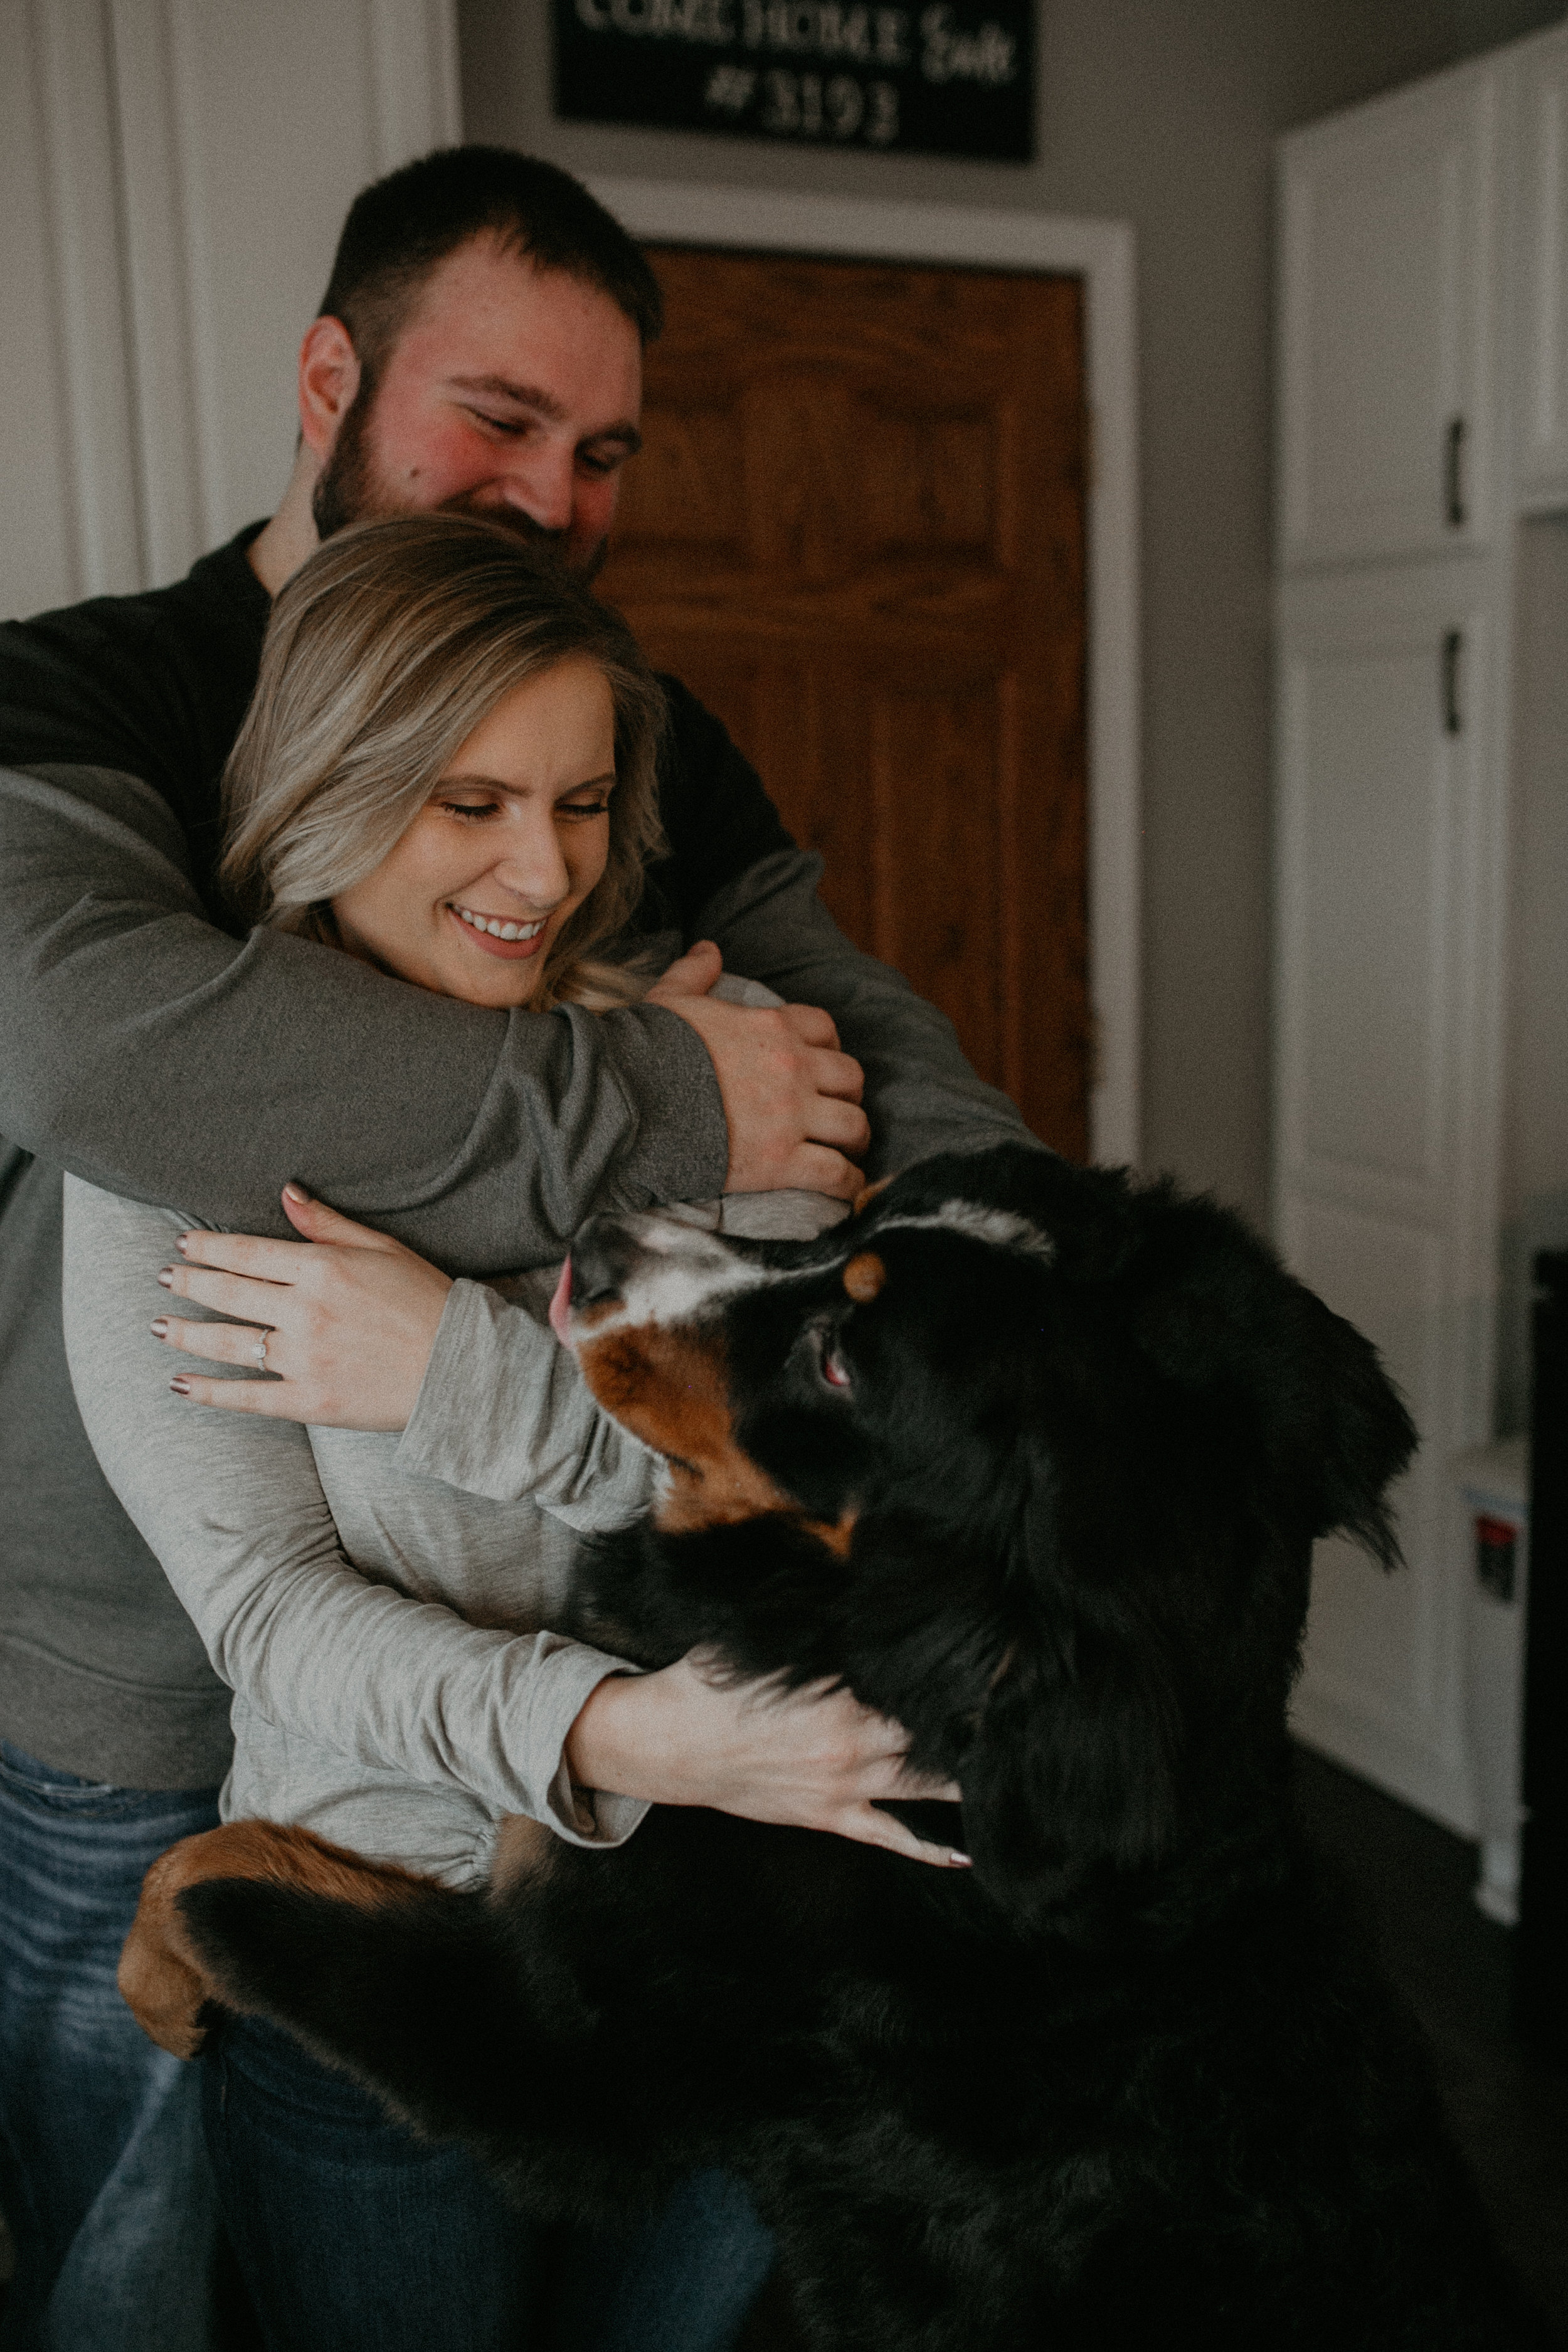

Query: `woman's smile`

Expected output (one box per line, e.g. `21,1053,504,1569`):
447,901,550,955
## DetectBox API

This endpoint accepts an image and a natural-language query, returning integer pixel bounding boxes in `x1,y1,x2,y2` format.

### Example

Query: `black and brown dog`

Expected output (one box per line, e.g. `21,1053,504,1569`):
122,1145,1544,2349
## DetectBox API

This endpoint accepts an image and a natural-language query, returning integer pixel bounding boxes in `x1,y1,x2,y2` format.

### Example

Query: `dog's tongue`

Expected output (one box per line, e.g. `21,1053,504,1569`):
548,1258,573,1346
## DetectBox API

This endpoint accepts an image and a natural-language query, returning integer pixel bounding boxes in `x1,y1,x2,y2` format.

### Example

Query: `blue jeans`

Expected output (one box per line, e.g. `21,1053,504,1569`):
203,2008,773,2352
0,1739,223,2352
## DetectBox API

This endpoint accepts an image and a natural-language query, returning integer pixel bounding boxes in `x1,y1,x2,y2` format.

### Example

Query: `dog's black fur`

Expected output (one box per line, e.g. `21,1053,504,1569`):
181,1147,1544,2349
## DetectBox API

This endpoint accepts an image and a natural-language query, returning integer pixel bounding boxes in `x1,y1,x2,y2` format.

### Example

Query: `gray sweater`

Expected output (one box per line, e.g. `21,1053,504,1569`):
0,529,1030,1788
2,760,1029,1789
60,983,852,1884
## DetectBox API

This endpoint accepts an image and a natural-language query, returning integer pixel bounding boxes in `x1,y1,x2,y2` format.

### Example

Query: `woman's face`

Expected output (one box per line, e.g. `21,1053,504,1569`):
331,656,616,1009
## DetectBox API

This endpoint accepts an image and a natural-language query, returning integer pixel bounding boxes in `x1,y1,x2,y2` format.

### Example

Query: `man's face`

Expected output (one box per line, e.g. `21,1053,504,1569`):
312,237,644,576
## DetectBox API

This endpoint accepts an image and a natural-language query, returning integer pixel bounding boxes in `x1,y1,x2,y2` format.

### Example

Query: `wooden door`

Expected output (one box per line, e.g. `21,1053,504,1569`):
1276,64,1497,568
598,248,1089,1160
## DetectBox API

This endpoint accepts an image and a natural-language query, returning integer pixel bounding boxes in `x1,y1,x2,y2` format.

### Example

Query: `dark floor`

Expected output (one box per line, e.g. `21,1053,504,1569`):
740,1745,1568,2349
1292,1745,1568,2339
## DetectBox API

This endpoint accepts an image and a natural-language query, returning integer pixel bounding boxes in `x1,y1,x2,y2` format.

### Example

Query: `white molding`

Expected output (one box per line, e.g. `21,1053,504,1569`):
16,0,464,603
368,0,464,168
29,0,144,598
108,0,204,581
585,177,1142,1170
0,0,80,617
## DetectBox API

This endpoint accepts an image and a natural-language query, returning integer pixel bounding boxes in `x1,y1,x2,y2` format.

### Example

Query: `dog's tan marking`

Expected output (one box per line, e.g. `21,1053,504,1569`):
489,1813,557,1896
852,1176,894,1215
843,1252,886,1303
578,1322,790,1533
119,1820,438,2060
804,1510,858,1560
574,1298,622,1332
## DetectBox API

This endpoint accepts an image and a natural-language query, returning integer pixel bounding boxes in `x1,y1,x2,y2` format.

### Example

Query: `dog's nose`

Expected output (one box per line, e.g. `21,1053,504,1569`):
568,1216,640,1311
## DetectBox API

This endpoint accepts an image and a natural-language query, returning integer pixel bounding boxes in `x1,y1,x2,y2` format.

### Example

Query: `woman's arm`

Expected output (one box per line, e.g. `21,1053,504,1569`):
61,1176,645,1847
72,1181,965,1866
138,1184,654,1517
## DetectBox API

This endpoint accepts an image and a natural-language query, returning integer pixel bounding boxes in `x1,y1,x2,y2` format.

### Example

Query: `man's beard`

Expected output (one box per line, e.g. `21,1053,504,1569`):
310,377,608,582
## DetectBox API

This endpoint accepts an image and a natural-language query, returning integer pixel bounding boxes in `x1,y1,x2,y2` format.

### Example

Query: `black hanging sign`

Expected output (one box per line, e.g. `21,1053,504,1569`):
552,1,1034,162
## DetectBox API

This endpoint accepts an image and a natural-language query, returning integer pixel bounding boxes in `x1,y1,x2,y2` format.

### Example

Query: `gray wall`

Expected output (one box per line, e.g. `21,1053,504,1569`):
458,0,1564,1221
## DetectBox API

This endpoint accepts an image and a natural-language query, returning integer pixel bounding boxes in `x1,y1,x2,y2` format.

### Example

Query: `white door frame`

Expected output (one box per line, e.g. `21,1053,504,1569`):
586,177,1142,1169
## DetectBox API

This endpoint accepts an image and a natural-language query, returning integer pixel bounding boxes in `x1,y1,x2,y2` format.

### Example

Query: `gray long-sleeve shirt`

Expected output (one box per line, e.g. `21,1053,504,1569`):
63,1178,652,1883
1,529,1031,1786
59,984,851,1882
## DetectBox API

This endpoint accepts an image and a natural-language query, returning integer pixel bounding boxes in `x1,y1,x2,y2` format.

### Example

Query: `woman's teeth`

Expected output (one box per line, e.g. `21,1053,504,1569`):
453,906,546,943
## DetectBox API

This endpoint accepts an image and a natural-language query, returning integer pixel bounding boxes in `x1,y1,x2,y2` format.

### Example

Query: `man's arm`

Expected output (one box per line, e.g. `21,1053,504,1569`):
697,848,1034,1179
652,681,1036,1178
2,761,725,1274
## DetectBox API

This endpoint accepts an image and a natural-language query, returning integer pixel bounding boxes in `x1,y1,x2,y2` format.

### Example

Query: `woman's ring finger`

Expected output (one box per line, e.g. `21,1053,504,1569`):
150,1316,276,1372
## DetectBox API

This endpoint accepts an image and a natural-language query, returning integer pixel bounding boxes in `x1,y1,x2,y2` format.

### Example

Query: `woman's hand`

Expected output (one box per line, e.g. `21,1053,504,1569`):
151,1185,452,1429
564,1654,968,1868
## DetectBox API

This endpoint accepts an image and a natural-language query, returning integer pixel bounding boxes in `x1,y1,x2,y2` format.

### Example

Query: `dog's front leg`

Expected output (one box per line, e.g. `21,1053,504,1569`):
119,1819,447,2058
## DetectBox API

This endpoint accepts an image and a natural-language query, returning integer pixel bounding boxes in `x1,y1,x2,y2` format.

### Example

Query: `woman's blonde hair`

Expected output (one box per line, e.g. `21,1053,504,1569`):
220,513,667,1011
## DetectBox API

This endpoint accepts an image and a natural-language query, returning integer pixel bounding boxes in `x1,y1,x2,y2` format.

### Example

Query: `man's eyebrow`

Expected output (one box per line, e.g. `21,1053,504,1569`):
445,375,642,451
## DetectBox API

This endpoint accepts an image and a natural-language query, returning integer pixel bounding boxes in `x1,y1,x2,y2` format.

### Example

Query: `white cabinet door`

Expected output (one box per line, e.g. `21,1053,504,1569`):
1278,66,1498,568
1513,26,1568,504
1275,558,1508,1831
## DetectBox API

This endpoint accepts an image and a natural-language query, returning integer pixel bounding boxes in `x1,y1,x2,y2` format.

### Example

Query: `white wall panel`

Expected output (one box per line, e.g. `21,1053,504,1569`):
0,1,82,618
4,0,461,615
28,0,145,598
1291,640,1451,1185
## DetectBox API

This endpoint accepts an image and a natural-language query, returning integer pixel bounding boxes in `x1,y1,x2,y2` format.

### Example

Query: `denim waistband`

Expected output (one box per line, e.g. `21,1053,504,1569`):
210,2011,427,2147
0,1736,221,1824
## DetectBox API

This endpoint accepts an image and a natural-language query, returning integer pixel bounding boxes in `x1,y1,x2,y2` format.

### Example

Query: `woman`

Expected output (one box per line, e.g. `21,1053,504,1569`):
64,516,956,2352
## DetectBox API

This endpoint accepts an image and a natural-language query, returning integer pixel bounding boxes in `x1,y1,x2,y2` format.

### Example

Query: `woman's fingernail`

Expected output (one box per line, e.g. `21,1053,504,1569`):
949,1851,972,1868
157,1267,174,1288
150,1318,168,1339
169,1377,191,1397
283,1181,309,1204
175,1234,190,1255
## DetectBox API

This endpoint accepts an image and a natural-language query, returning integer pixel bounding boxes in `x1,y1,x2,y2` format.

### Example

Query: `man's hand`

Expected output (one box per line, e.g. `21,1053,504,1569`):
647,941,870,1199
564,1653,969,1868
151,1186,452,1429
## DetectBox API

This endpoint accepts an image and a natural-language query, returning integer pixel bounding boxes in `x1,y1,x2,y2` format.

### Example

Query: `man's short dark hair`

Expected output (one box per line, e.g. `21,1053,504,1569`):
318,146,663,381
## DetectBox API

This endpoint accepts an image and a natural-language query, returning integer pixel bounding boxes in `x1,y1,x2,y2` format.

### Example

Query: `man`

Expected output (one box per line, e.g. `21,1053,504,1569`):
0,147,1027,2343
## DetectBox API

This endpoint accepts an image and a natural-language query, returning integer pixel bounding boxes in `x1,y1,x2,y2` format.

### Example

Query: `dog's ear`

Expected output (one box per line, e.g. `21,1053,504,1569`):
1291,1292,1416,1565
1132,1201,1417,1567
961,1446,1189,1931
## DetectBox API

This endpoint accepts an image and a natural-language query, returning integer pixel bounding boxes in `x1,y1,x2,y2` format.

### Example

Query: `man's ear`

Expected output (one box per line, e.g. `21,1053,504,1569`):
297,315,362,462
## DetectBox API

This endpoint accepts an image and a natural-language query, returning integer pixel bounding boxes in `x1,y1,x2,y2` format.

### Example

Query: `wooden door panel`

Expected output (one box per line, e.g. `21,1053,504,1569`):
601,248,1088,1157
867,677,1006,1083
